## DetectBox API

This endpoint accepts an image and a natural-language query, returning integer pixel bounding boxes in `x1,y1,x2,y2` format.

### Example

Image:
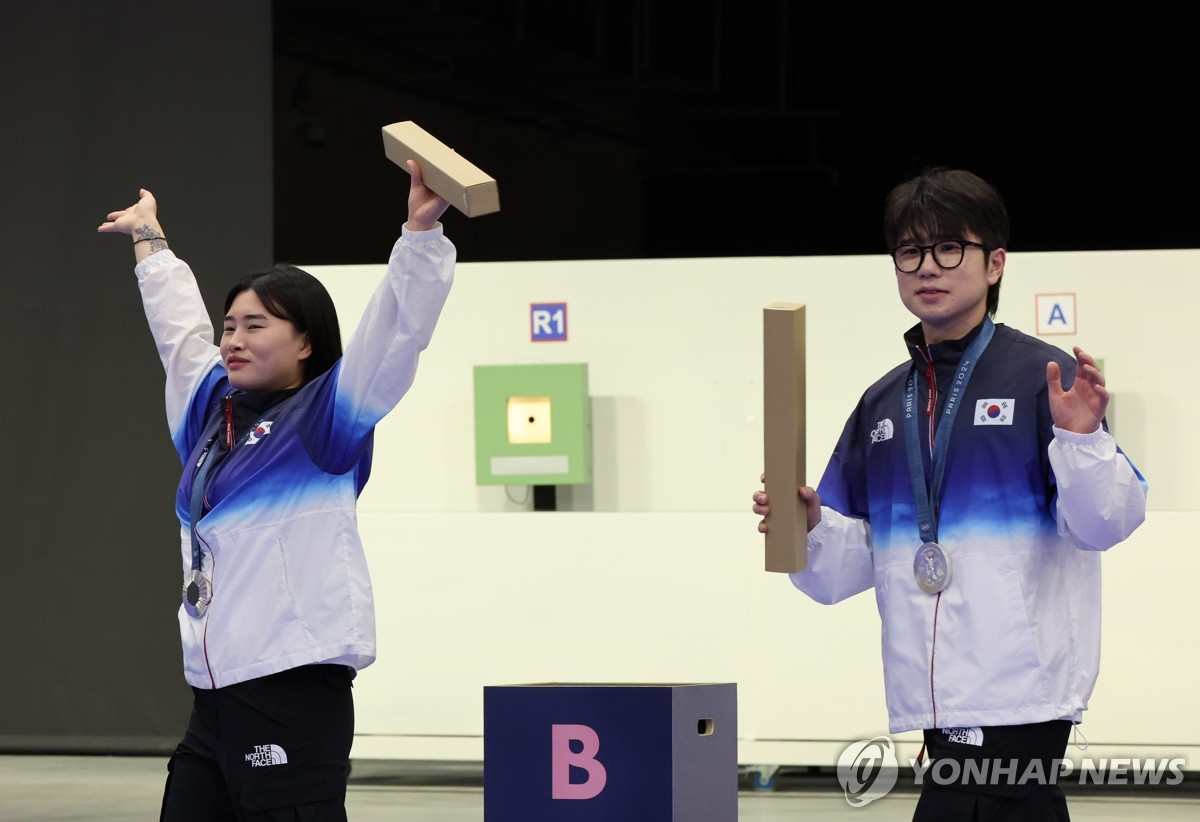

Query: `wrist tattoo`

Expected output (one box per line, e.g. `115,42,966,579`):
133,226,168,252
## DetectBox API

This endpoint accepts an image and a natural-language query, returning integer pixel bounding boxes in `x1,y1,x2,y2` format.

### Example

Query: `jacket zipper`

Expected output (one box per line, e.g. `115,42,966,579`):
919,345,943,729
200,393,237,687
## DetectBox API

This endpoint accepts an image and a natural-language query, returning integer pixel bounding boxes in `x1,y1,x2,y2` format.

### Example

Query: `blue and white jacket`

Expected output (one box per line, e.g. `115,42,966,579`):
792,321,1147,733
135,226,455,689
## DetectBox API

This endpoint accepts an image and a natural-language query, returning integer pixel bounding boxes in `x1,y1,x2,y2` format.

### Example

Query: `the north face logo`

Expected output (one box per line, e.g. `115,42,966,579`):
870,419,894,443
942,727,984,746
245,743,288,767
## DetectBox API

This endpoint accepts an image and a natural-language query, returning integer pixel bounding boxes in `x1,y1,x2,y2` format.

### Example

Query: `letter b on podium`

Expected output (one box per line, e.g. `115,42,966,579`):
551,724,607,799
484,682,737,822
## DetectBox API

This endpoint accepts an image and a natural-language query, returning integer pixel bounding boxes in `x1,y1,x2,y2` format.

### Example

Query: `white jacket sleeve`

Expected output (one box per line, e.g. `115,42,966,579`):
789,507,875,604
134,250,223,439
1049,426,1148,551
335,224,456,427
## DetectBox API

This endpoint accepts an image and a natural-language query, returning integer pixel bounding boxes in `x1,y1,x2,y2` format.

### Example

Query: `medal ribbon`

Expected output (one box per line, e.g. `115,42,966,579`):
902,317,994,543
188,396,286,577
188,436,219,578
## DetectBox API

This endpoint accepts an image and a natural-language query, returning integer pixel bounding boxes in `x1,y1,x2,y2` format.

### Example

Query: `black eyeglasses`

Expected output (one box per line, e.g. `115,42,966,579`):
888,240,987,273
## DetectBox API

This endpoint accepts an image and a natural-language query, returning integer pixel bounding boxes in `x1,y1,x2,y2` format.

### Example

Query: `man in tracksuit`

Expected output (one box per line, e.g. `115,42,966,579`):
753,167,1147,820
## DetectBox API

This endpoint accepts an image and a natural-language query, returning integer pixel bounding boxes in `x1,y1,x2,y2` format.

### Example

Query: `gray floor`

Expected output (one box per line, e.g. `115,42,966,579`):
2,755,1198,821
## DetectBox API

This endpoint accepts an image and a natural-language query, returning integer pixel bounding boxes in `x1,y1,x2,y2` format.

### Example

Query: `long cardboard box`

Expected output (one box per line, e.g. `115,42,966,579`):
762,302,806,572
382,120,500,217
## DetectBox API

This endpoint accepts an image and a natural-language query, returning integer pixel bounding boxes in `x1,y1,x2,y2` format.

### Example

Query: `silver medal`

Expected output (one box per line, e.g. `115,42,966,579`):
182,569,212,617
914,542,951,594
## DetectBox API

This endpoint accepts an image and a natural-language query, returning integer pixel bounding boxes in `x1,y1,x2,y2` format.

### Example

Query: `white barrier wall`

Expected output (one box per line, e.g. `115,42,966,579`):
309,249,1197,767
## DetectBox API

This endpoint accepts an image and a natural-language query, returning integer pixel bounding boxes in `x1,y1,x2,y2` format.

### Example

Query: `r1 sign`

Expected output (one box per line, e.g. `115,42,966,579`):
531,302,568,341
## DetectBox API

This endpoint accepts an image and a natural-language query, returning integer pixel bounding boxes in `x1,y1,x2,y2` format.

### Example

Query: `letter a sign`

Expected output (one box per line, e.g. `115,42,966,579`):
551,723,607,799
1036,292,1077,335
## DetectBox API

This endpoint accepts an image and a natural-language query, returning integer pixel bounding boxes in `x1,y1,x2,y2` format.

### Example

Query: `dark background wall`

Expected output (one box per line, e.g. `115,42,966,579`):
1,0,1195,754
272,1,1200,265
0,2,272,752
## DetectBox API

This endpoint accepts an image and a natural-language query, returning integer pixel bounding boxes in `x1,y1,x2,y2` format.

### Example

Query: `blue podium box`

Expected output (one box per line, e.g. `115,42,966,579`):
483,682,737,822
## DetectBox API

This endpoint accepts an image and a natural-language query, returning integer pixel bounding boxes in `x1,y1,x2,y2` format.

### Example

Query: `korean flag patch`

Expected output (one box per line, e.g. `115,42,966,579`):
246,420,275,445
975,399,1014,426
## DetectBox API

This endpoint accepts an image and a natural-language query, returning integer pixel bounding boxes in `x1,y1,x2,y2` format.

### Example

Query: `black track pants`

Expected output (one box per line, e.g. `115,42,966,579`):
912,720,1072,822
160,664,355,822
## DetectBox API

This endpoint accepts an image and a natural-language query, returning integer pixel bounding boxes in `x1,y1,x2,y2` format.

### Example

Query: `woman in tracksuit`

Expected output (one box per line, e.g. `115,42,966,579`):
99,160,455,820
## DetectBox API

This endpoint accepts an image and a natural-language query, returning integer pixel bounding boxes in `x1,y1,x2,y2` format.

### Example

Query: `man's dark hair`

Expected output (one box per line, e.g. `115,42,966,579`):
883,167,1010,316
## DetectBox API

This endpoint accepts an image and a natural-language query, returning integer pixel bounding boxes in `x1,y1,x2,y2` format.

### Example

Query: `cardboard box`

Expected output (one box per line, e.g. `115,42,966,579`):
484,682,737,822
381,120,500,217
763,302,806,573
